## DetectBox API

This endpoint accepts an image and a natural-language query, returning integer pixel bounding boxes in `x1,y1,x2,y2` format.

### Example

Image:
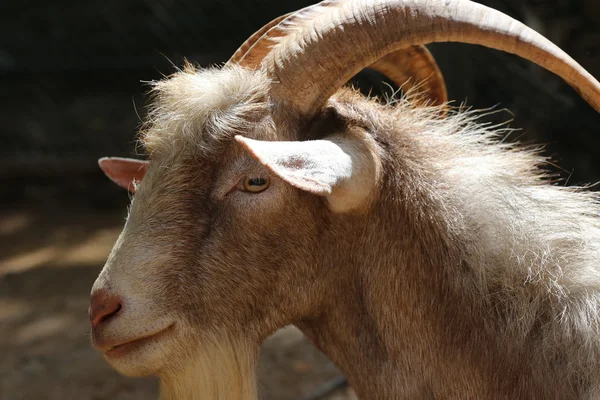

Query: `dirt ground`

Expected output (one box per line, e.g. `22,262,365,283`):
0,200,356,400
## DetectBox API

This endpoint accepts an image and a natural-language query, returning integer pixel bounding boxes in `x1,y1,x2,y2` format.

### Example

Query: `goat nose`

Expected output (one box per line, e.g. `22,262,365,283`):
89,290,122,328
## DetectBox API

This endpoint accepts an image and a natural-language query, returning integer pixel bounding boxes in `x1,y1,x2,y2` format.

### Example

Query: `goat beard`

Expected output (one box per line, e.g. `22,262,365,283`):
158,332,259,400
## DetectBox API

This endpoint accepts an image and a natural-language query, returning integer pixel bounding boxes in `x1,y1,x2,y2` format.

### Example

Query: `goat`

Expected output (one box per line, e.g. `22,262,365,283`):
90,0,600,399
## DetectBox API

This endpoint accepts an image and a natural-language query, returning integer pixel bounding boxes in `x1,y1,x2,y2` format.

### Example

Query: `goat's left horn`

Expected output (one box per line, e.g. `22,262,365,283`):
263,0,600,117
228,6,447,106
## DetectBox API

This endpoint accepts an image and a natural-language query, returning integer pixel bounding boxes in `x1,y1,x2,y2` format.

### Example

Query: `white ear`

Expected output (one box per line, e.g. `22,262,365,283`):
235,134,380,213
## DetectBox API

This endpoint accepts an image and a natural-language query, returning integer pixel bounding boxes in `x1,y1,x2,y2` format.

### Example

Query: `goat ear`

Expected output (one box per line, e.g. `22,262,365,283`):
235,135,380,213
98,157,149,193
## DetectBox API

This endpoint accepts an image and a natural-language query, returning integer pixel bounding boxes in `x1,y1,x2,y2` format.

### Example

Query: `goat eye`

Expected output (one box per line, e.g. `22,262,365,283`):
243,176,270,193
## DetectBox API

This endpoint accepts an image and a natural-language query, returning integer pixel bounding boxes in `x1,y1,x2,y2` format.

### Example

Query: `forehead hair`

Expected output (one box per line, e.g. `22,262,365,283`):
139,64,272,163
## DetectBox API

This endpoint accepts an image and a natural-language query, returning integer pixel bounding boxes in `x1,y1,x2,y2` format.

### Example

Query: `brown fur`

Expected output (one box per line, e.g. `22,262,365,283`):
92,64,600,399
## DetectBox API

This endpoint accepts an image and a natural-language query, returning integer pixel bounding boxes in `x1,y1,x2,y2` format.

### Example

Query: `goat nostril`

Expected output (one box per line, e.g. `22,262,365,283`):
89,291,123,328
98,303,122,324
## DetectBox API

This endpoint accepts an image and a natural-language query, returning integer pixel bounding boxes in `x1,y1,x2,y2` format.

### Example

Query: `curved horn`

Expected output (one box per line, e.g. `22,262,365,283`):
227,13,290,67
228,7,447,105
263,0,600,117
369,46,447,106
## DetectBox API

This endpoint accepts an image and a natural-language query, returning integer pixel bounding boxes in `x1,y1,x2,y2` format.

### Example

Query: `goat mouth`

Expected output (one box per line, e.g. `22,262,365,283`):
105,324,175,359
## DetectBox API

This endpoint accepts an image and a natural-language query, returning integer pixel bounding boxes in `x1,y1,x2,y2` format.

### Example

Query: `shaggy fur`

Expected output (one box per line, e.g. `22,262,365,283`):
159,332,258,400
93,63,600,399
141,64,274,161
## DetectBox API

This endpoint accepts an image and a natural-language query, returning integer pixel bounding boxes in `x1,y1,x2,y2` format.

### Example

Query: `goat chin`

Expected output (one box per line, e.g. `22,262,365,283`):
159,334,258,400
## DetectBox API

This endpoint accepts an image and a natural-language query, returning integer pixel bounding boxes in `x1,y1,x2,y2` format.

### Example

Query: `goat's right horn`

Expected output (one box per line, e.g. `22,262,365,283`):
263,0,600,118
228,6,447,106
227,13,290,68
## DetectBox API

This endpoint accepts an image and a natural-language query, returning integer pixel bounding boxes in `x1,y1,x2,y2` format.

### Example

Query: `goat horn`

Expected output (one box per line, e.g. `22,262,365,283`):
369,46,447,106
228,6,447,106
227,13,290,67
263,0,600,117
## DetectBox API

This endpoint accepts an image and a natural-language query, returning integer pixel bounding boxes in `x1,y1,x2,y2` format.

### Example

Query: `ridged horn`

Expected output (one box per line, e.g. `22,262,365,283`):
227,13,290,67
262,0,600,117
227,5,447,105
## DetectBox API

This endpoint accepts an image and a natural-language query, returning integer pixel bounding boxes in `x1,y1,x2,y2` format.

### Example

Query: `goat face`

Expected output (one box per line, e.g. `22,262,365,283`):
89,67,351,376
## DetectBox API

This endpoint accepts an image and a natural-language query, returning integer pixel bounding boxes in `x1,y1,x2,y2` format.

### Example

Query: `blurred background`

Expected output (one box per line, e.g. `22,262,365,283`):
0,0,599,399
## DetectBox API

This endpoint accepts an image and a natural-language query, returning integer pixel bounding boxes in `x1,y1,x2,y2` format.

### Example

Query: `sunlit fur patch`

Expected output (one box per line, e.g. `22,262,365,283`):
159,332,258,400
333,88,600,385
140,63,271,162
